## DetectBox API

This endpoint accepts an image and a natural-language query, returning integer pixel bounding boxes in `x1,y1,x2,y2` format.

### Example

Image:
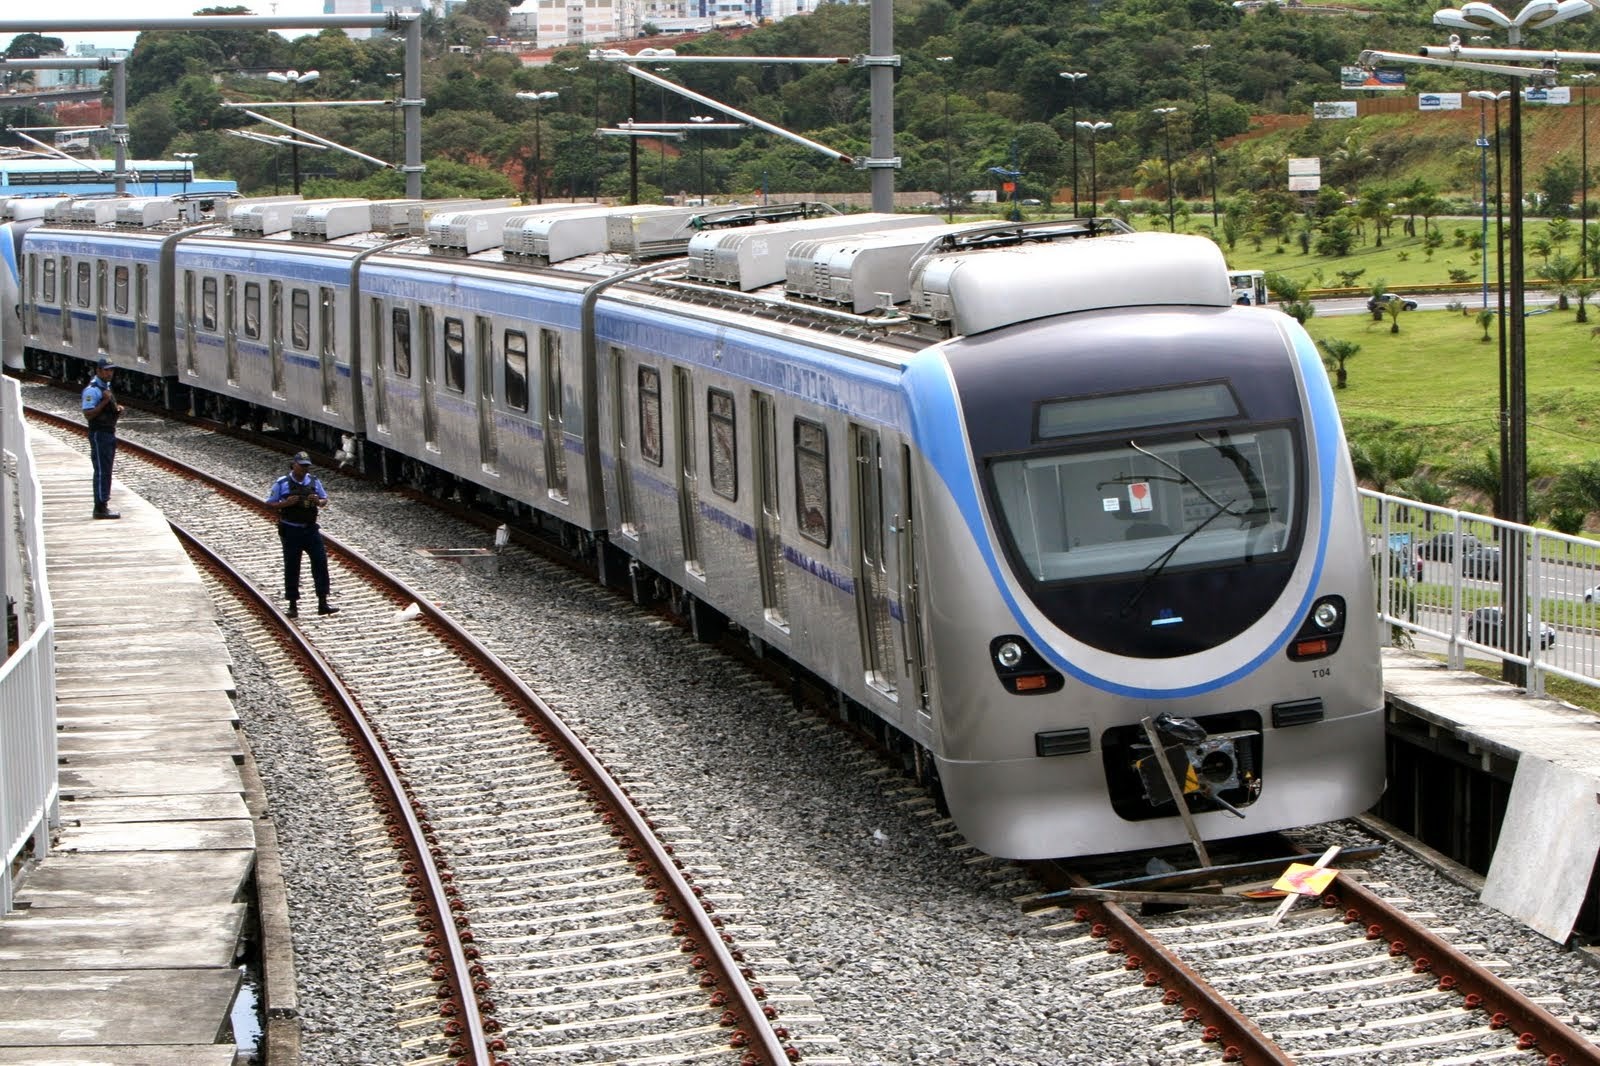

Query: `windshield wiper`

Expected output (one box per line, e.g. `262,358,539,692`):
1119,439,1243,617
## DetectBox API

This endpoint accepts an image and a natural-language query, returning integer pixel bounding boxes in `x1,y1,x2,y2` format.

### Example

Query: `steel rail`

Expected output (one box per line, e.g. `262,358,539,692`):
166,518,496,1065
1324,876,1600,1065
25,407,791,1064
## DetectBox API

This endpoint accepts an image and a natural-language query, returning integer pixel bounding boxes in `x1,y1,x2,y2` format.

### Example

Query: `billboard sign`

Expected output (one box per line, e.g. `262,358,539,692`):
1313,101,1359,119
1418,92,1463,111
1523,86,1572,104
1341,66,1407,91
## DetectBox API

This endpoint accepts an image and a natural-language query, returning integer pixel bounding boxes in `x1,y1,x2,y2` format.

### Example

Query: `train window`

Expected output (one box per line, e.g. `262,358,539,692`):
201,277,218,331
243,282,261,339
708,388,737,501
505,331,529,411
113,266,129,314
41,258,55,303
988,427,1297,583
291,289,310,351
443,317,465,392
638,366,662,466
392,307,412,378
795,418,830,546
75,262,91,307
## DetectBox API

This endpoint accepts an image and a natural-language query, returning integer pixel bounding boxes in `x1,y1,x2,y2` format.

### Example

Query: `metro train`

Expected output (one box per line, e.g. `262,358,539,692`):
0,192,1386,859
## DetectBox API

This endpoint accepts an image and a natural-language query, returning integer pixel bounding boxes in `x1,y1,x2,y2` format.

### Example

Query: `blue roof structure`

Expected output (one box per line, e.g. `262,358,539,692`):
0,158,236,199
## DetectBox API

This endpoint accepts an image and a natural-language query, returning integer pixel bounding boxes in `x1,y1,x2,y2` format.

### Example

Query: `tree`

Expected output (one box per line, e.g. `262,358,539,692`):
1537,156,1580,217
1476,308,1495,341
1396,475,1451,528
1449,448,1502,517
1384,295,1405,334
1537,254,1581,311
4,33,63,59
1576,279,1600,324
1318,336,1359,390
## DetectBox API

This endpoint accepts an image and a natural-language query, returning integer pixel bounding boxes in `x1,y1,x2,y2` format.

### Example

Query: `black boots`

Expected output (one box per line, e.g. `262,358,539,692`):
286,601,299,619
317,598,339,616
92,507,120,519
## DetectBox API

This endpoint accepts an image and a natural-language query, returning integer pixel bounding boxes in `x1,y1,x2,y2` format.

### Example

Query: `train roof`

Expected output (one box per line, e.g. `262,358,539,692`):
21,195,1241,340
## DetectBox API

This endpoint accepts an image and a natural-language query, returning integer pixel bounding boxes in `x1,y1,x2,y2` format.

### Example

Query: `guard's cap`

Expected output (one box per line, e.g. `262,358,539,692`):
291,451,313,467
96,357,115,369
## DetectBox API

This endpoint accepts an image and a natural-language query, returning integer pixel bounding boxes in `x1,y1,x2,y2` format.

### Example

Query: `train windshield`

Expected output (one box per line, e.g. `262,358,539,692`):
990,427,1296,584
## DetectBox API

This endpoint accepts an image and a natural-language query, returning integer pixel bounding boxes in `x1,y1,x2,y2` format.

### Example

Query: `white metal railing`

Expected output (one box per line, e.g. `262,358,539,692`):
0,376,55,914
1362,488,1600,699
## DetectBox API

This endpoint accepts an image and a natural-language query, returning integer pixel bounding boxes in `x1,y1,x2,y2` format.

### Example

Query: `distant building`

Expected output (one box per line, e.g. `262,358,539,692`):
322,0,434,39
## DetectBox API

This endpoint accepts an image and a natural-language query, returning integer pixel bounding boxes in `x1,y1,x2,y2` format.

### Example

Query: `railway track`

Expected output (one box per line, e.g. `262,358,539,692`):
30,409,803,1065
1024,845,1600,1065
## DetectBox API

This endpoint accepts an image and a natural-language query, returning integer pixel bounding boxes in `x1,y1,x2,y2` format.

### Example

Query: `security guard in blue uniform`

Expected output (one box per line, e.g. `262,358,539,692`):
81,358,123,519
265,452,339,618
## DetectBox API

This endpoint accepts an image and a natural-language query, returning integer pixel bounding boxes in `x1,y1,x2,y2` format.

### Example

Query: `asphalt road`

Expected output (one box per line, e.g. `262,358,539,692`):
1315,290,1560,316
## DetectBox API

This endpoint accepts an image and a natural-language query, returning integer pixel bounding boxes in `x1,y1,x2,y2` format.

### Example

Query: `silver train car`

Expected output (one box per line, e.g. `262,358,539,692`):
8,195,1385,859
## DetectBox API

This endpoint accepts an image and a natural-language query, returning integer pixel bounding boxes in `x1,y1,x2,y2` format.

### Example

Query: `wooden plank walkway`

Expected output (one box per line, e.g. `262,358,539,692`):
0,431,247,1064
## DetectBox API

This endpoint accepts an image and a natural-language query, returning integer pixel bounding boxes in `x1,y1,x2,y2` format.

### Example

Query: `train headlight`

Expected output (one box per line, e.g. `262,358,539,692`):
1288,596,1346,661
988,635,1064,695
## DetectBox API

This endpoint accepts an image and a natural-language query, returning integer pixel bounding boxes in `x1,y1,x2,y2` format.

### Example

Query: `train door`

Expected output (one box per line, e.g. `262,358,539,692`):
134,265,149,363
419,306,437,449
94,260,108,352
475,316,497,471
673,367,701,576
183,271,197,373
897,443,931,719
269,280,285,394
317,287,336,410
25,255,39,337
753,392,789,630
369,297,388,430
850,424,897,697
60,258,72,345
610,346,635,532
224,273,238,384
541,329,567,501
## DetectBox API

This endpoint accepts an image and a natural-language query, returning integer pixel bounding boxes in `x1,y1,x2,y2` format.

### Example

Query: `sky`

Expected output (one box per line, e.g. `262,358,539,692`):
2,1,333,53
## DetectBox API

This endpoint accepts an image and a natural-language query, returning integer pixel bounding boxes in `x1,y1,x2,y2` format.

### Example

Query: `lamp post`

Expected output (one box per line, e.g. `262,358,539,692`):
516,90,559,203
386,72,401,164
1465,89,1504,308
1075,120,1112,216
1575,71,1595,271
1437,0,1592,684
173,151,196,197
1060,71,1087,218
265,69,319,195
1153,107,1178,232
1191,44,1218,226
938,56,955,223
689,114,714,203
655,66,672,197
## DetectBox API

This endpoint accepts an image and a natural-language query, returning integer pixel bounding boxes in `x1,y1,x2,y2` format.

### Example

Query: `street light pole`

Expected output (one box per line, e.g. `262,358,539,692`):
690,114,714,203
1575,72,1595,271
1154,107,1177,232
173,151,196,197
1060,71,1087,218
1191,44,1218,226
1469,90,1498,309
1435,0,1593,685
939,56,955,223
266,69,320,195
516,90,559,204
1075,120,1111,216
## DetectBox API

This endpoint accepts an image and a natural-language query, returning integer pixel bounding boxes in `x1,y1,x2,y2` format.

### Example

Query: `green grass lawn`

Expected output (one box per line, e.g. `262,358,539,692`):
1308,303,1600,472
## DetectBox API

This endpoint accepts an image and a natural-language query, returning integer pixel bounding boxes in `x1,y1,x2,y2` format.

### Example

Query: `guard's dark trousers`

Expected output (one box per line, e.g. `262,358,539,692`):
278,522,331,605
88,429,116,510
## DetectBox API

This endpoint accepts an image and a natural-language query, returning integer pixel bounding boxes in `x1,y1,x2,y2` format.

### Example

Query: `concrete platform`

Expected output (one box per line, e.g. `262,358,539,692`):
0,432,250,1061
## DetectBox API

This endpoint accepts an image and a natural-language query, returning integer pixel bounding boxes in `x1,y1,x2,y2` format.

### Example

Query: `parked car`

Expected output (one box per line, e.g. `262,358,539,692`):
1460,544,1502,580
1467,606,1557,650
1368,292,1420,313
1585,584,1600,603
1419,531,1482,561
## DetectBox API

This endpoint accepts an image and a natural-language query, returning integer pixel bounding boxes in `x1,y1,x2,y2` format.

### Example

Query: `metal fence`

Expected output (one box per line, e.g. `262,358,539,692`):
0,376,55,914
1363,488,1600,699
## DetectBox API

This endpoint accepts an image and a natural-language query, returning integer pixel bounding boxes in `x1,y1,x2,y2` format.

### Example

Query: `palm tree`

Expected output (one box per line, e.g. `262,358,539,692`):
1385,297,1406,333
1576,279,1600,324
1476,307,1496,341
1537,254,1580,310
1449,448,1502,516
1318,336,1360,390
1396,474,1451,529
